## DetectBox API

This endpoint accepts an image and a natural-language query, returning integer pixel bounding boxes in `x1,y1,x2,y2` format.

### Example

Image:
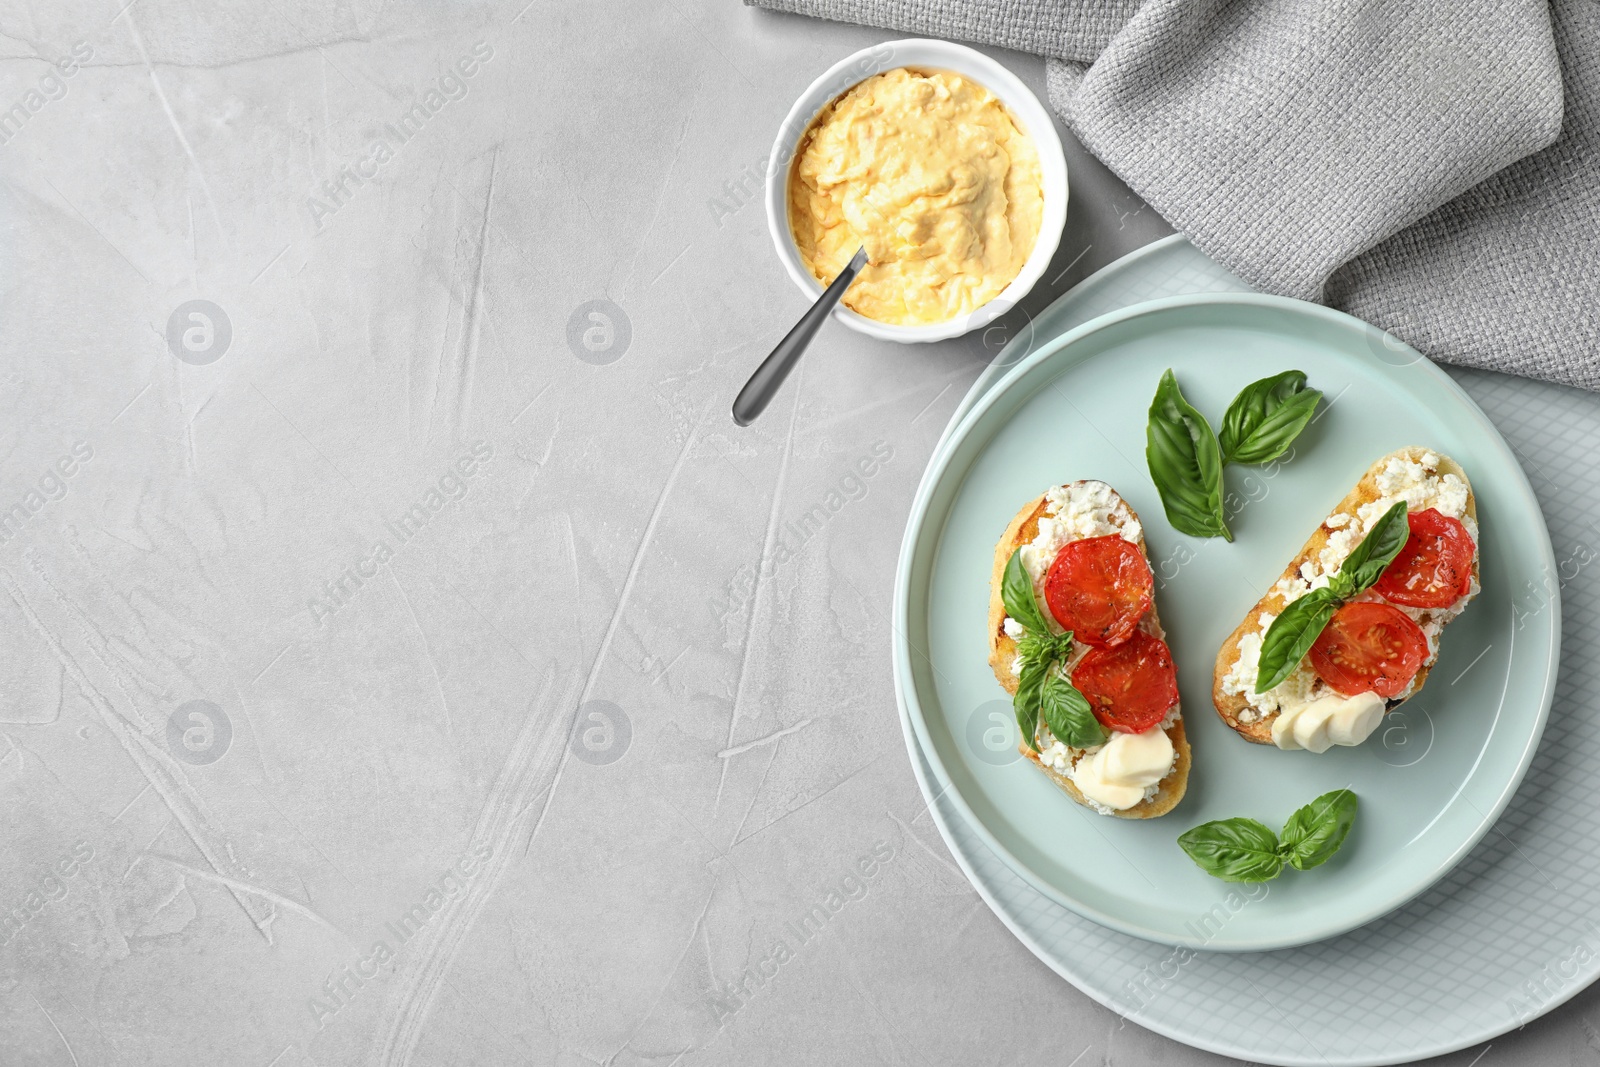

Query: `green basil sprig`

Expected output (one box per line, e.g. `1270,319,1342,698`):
1178,789,1358,883
1146,370,1230,541
1001,549,1108,751
1218,370,1323,466
1146,369,1324,541
1254,500,1410,692
1327,498,1412,598
1013,631,1057,747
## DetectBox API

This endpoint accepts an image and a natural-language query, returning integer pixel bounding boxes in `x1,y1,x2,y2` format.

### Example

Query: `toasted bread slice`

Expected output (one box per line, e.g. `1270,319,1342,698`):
987,482,1190,818
1213,447,1479,745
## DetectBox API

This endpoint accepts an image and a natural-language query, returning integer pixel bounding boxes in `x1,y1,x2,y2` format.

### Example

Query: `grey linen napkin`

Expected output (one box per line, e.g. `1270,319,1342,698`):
751,0,1600,390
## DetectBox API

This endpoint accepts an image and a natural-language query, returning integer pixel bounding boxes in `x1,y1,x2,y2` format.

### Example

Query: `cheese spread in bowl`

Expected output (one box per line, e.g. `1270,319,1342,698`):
765,40,1068,344
788,67,1044,327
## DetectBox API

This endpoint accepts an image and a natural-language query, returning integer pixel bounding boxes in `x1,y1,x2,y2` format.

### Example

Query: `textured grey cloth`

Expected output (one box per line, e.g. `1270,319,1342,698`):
750,0,1600,390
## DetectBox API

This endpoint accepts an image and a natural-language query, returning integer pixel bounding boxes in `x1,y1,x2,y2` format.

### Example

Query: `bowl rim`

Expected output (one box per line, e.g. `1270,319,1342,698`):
764,38,1070,344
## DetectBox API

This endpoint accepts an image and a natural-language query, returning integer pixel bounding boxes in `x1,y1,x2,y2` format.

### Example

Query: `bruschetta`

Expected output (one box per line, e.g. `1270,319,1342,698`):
1213,448,1480,751
988,480,1190,817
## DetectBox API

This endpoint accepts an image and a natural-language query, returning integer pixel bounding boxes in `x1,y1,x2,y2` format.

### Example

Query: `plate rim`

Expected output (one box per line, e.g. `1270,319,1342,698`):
893,290,1561,951
936,233,1206,449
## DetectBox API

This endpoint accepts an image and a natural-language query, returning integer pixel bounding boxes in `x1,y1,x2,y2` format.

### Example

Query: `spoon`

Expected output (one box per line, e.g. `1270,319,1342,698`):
732,245,868,426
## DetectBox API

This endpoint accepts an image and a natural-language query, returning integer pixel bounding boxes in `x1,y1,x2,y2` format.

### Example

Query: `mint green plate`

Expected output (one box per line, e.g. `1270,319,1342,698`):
894,292,1559,951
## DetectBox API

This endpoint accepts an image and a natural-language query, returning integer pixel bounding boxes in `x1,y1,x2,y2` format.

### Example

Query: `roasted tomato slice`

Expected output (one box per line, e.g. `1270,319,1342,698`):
1073,631,1179,734
1372,507,1476,609
1309,601,1429,698
1043,535,1153,648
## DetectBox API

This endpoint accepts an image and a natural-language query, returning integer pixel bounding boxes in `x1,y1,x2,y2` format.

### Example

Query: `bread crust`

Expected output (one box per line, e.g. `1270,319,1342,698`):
986,483,1190,818
1211,447,1479,745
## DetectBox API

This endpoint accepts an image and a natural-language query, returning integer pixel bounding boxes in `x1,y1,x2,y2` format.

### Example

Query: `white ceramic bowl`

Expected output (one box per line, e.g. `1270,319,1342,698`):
765,39,1069,344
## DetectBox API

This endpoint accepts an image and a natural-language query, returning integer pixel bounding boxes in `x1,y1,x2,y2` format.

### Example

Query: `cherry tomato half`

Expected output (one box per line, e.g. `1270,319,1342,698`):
1073,630,1179,734
1372,507,1476,609
1308,601,1429,698
1043,535,1153,648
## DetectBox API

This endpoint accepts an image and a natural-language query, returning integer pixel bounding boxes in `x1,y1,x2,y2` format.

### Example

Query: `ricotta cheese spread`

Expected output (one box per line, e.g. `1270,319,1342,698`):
1017,480,1143,602
1003,480,1150,653
1218,451,1477,748
788,67,1044,326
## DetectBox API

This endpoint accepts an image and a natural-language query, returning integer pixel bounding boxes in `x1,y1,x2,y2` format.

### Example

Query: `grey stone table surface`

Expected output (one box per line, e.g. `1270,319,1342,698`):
1,2,1596,1065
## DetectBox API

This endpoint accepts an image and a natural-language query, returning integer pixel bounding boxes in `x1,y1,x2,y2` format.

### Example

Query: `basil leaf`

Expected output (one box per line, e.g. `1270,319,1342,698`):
1014,656,1047,753
1000,548,1050,634
1013,701,1039,755
1280,789,1359,871
1336,500,1410,594
1218,371,1323,466
1178,818,1285,883
1015,627,1080,753
1039,672,1106,750
1146,369,1231,541
1255,589,1339,693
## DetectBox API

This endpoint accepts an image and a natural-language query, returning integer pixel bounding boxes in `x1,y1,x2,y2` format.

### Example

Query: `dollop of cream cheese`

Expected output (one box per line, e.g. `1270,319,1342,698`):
1270,691,1386,753
788,67,1043,326
1070,728,1175,810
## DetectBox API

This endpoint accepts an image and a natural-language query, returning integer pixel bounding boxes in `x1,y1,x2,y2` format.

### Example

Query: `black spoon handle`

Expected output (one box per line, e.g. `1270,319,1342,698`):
732,246,868,427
